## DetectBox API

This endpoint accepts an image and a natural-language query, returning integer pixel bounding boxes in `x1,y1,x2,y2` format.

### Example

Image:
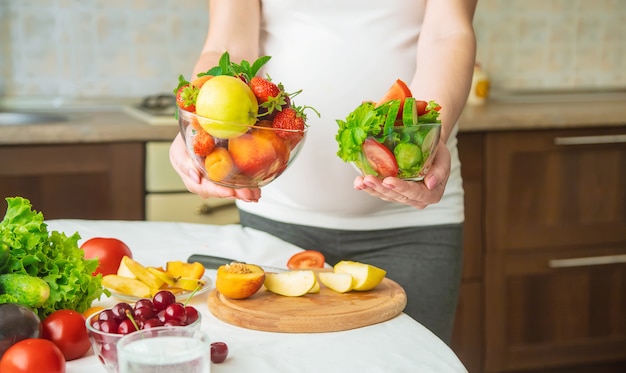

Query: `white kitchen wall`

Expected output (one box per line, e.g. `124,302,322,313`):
1,0,624,99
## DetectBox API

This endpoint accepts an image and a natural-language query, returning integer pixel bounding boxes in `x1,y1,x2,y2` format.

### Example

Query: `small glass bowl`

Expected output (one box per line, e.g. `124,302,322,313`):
85,307,202,373
178,108,308,188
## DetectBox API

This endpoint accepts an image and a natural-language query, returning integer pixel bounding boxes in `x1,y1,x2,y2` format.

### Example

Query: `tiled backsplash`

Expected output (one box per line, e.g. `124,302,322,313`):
1,0,624,100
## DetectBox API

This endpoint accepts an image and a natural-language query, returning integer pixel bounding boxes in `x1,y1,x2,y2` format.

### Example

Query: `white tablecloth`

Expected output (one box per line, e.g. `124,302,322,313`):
46,219,468,373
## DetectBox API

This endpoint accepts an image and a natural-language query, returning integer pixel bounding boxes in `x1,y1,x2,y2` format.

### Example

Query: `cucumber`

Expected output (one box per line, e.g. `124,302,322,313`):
402,97,418,126
0,274,50,309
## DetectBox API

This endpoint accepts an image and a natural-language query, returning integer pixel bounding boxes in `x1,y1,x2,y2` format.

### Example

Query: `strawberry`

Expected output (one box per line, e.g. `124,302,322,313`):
173,75,199,112
272,105,319,145
192,128,216,156
250,76,289,119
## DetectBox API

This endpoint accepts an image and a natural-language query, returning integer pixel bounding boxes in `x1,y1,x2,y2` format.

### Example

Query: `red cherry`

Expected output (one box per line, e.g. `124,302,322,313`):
153,290,176,311
211,341,229,363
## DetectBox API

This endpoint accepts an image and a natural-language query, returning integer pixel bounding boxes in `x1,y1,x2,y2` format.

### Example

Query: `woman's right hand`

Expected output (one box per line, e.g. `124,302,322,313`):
169,133,261,202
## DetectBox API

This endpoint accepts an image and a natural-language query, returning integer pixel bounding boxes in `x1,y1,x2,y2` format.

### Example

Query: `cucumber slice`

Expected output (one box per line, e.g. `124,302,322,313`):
421,125,441,155
402,97,418,126
383,99,401,138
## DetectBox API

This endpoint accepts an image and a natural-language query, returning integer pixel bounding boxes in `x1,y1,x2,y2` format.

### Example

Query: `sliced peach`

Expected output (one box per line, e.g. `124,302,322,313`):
215,263,265,299
166,261,205,280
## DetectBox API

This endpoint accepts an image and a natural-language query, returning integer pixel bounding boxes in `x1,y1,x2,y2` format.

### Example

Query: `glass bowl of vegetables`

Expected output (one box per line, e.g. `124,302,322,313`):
85,290,201,373
336,95,442,181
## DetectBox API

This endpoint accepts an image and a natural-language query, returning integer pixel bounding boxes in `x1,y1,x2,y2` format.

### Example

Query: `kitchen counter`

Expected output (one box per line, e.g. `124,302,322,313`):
1,95,625,145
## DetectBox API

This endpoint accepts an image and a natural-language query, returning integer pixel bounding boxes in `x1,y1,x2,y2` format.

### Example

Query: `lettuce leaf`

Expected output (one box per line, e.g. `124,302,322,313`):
0,197,106,319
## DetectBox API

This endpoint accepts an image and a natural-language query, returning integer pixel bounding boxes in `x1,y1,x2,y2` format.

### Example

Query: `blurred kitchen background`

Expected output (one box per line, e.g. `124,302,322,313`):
1,0,625,100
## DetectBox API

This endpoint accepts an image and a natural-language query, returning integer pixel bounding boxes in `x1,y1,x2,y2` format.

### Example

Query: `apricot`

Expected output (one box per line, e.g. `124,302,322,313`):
204,147,234,182
228,128,289,178
215,263,265,299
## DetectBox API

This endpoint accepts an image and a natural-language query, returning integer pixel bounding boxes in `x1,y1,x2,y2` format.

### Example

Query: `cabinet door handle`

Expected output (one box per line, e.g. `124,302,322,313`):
548,254,626,268
196,203,235,216
554,134,626,145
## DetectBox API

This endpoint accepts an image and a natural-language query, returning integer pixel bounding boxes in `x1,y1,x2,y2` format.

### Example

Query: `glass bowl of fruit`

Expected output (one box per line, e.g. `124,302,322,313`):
336,79,442,181
175,52,317,189
179,105,309,189
85,290,201,373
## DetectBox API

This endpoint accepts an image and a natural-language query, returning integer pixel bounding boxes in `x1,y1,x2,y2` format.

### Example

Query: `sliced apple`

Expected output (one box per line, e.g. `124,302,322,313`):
102,274,152,298
333,260,386,291
147,266,176,287
308,276,320,294
116,257,136,279
318,271,354,293
264,270,316,297
122,256,164,290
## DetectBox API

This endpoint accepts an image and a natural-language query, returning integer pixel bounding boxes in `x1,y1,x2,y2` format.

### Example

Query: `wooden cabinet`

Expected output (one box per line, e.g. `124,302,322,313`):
454,127,626,373
483,127,626,372
452,132,485,373
144,141,239,224
0,143,144,220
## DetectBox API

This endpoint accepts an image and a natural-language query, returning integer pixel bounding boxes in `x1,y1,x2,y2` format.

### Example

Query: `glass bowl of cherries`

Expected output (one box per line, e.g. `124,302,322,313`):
85,290,201,373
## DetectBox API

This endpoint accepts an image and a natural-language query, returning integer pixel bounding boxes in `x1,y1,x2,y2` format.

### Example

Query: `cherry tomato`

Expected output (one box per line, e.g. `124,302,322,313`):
42,309,91,361
80,237,133,276
287,250,326,270
362,137,399,178
416,100,442,116
0,338,65,373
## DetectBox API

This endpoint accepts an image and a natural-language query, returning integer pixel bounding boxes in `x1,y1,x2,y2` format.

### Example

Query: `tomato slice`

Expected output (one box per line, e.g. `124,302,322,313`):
287,250,326,270
362,137,399,178
376,79,413,119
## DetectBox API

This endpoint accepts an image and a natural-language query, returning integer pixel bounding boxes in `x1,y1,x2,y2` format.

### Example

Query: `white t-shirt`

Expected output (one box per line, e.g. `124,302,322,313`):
238,0,464,230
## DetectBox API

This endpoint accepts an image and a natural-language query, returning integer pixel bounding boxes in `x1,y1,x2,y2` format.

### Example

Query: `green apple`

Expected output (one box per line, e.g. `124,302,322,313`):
264,270,317,297
333,260,386,291
196,75,259,139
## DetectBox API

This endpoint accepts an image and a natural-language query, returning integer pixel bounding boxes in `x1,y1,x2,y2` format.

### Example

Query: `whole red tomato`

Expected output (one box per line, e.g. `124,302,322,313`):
0,338,65,373
42,309,91,361
80,237,132,276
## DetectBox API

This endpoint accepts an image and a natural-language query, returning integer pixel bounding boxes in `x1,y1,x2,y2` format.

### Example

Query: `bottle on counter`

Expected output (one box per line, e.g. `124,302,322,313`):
467,62,490,106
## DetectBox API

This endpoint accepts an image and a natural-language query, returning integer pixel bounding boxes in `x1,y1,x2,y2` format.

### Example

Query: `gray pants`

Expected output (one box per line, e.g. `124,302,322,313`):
239,210,464,344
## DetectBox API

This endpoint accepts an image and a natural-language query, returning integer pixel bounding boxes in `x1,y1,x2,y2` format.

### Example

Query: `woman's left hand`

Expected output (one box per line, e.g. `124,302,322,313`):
353,140,451,209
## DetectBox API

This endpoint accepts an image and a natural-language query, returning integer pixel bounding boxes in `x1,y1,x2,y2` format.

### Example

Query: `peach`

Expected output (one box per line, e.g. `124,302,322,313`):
228,128,289,178
215,263,265,299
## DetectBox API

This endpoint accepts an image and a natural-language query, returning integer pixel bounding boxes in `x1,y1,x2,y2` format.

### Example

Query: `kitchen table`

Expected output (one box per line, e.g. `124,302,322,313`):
45,219,468,373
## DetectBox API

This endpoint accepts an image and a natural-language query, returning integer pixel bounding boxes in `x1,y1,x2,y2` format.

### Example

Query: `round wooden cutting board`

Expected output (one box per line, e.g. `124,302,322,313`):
207,277,407,333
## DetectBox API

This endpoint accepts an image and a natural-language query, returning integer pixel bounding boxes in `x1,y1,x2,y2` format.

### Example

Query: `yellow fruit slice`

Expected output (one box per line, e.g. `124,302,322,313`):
264,270,316,297
318,271,354,293
122,256,164,290
166,261,205,280
116,258,136,278
174,277,206,292
102,274,152,298
147,266,176,287
308,275,320,294
333,261,386,291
